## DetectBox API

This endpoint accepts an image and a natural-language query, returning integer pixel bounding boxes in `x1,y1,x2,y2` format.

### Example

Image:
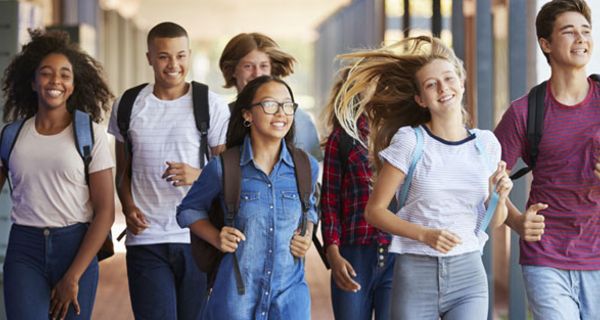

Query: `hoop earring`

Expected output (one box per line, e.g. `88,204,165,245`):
243,120,252,127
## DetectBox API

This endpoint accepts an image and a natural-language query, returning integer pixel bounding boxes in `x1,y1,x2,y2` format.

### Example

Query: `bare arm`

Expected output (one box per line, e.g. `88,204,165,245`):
365,162,461,254
51,168,115,319
115,141,149,234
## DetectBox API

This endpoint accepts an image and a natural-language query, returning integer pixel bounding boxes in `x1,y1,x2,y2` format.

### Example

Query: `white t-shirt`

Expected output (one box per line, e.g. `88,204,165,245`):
4,117,114,228
379,125,501,257
108,83,230,245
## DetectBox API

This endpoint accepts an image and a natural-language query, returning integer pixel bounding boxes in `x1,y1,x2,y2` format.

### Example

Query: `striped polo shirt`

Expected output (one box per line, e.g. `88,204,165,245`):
380,125,500,257
495,77,600,270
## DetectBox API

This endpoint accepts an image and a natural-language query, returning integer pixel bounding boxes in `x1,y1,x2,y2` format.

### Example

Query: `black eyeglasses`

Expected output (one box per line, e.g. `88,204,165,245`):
251,100,298,115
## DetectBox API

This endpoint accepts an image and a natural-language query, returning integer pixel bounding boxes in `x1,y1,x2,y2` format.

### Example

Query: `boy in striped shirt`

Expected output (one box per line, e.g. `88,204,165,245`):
494,1,600,319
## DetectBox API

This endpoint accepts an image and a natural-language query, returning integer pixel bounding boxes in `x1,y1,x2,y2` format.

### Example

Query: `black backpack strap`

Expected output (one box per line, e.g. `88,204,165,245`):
510,81,547,180
0,119,27,192
117,83,148,155
72,110,95,185
590,74,600,82
221,147,244,295
337,128,355,176
192,81,210,168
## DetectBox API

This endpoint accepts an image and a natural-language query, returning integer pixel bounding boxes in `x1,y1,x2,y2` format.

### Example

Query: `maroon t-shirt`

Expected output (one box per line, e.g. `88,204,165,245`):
495,78,600,270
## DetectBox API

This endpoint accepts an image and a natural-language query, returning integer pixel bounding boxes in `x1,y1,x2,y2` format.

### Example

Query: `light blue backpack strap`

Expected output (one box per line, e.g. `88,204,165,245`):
474,134,499,233
0,119,27,192
397,126,425,208
72,110,94,184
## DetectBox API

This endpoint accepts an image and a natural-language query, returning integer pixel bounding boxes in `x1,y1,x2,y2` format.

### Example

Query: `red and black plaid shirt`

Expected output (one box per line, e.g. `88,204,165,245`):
320,116,390,247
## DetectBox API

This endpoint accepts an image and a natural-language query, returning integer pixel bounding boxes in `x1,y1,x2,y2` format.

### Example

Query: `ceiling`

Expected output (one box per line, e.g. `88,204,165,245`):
101,0,351,41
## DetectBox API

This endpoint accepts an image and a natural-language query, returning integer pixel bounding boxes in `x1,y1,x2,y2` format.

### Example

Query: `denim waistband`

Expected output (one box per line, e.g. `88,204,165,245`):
12,222,89,236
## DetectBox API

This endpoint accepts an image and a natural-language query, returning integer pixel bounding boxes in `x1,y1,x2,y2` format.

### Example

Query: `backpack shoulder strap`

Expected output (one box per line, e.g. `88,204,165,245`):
191,81,211,168
510,80,547,180
290,147,312,238
117,83,148,144
219,146,244,294
72,110,95,184
397,126,425,208
590,74,600,82
0,119,27,190
337,128,355,175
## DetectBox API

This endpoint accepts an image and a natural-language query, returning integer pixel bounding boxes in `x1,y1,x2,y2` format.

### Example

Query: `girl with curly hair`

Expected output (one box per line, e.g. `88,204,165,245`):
1,29,114,319
335,36,512,319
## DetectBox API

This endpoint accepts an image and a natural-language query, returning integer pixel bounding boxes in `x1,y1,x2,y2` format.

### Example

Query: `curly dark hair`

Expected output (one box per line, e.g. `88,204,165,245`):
2,29,113,123
226,75,296,149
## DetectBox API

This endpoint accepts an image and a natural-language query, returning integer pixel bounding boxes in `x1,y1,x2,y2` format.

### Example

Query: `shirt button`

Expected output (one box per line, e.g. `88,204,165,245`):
269,227,273,232
265,291,269,295
379,255,384,261
269,205,274,209
262,312,266,316
267,270,271,275
379,247,384,253
269,249,272,253
267,184,272,188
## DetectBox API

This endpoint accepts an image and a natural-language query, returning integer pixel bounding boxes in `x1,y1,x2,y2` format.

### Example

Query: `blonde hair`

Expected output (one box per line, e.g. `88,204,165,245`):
335,36,466,171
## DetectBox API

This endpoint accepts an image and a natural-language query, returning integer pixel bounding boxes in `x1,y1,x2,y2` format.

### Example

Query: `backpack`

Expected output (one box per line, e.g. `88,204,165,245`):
0,110,114,261
190,145,313,295
116,81,210,168
510,74,600,180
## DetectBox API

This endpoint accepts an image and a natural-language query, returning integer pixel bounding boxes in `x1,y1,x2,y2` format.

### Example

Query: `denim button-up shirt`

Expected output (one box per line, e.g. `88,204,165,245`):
177,136,319,320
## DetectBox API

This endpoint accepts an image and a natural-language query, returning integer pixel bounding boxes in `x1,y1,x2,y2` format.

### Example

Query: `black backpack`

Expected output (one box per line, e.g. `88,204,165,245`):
116,81,211,168
0,110,114,261
510,74,600,180
190,145,313,295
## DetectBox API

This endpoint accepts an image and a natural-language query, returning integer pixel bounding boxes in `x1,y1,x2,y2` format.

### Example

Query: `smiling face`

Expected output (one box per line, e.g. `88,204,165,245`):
414,58,465,115
243,81,294,143
146,36,190,91
234,49,272,92
540,11,592,70
32,53,74,112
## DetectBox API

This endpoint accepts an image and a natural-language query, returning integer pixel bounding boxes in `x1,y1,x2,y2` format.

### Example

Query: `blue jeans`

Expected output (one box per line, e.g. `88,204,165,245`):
126,243,207,320
390,251,488,320
522,265,600,320
3,223,99,320
330,244,394,320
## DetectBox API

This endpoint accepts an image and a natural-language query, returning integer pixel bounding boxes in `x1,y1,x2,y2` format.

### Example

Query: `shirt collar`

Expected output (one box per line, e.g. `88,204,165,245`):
239,135,295,167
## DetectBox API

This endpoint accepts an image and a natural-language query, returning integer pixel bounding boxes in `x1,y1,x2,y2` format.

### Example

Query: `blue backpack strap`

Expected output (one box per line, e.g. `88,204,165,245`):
397,126,425,208
473,134,499,233
72,110,94,184
0,119,27,192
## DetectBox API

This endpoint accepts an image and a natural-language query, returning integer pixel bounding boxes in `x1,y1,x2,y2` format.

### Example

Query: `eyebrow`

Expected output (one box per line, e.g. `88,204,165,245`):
559,23,591,31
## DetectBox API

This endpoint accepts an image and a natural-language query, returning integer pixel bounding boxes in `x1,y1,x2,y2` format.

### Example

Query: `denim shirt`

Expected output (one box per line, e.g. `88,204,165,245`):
177,136,319,320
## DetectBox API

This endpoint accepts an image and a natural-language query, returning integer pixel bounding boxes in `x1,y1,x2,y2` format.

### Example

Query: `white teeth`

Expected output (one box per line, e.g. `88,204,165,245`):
47,90,62,97
572,49,586,54
166,72,180,77
439,94,453,102
272,122,286,127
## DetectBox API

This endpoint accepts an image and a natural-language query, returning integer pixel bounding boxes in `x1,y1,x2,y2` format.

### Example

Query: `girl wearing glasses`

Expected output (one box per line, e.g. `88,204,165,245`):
177,76,319,320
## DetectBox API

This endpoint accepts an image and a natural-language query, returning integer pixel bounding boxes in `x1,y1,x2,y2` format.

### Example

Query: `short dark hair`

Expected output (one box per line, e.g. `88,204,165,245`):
536,0,592,63
147,22,188,47
226,76,296,148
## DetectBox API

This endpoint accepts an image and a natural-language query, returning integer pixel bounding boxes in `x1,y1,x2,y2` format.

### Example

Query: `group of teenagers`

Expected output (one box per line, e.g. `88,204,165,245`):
1,0,599,319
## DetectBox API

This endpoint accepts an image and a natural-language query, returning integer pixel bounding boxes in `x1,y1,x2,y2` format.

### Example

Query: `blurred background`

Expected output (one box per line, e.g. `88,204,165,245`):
1,0,599,319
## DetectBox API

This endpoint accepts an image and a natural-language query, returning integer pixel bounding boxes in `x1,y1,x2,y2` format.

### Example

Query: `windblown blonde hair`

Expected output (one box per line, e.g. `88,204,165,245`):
334,36,466,171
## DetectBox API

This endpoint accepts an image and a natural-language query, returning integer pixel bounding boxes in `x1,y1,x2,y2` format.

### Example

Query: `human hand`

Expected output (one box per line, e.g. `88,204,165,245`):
162,161,201,187
421,228,462,253
517,203,547,241
326,247,361,292
290,231,312,258
50,274,80,319
218,227,245,253
123,205,149,235
490,161,513,201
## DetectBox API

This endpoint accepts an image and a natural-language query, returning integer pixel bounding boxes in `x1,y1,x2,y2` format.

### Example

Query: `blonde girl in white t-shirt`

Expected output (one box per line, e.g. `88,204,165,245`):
334,36,513,320
0,30,114,320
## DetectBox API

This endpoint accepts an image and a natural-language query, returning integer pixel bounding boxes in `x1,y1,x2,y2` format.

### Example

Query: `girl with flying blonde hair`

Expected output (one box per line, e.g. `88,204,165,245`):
335,36,512,319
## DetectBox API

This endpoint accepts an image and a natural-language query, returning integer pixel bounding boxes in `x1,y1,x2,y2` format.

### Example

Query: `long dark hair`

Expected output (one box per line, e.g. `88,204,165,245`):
2,29,113,123
226,75,296,149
